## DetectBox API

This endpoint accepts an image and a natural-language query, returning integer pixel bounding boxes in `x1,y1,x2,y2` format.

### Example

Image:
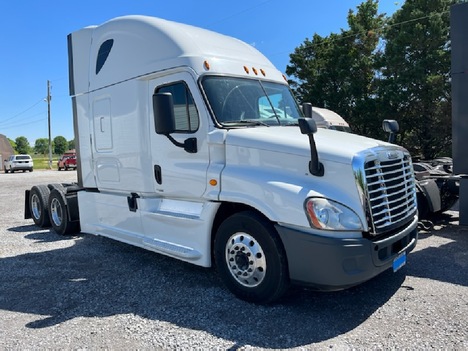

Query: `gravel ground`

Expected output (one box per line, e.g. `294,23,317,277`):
0,170,467,349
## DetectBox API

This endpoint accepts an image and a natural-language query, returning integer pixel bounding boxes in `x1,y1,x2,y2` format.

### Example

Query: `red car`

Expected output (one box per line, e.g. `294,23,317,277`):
57,152,77,171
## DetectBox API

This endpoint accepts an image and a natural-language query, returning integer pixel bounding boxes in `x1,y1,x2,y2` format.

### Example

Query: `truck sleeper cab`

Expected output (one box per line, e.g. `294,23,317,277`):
25,15,418,303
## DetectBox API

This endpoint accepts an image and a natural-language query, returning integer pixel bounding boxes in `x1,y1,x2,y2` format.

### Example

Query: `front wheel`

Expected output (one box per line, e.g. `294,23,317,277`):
214,211,289,304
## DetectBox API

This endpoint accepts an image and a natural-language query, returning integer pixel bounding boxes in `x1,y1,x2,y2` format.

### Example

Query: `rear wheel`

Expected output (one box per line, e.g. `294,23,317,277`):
48,188,79,235
29,185,51,227
214,211,289,304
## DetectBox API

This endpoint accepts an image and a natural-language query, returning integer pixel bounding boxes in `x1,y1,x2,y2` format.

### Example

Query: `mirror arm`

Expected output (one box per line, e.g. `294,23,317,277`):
166,134,197,153
298,118,324,177
307,134,324,177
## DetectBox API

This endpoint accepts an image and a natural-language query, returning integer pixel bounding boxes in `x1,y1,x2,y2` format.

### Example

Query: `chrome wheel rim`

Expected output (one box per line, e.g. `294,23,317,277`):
31,194,41,220
225,232,266,288
50,198,63,227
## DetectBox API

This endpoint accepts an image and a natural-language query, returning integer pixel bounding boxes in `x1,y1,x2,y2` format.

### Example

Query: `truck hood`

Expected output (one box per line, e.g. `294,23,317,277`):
213,125,395,227
222,126,390,164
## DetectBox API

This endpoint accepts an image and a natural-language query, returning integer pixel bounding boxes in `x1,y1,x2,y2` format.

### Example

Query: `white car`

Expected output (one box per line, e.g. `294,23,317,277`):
4,154,34,173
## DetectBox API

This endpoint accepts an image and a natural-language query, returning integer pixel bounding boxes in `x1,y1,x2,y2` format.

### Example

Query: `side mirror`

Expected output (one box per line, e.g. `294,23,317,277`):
153,92,175,135
382,119,399,144
298,117,318,134
302,102,313,118
152,92,197,153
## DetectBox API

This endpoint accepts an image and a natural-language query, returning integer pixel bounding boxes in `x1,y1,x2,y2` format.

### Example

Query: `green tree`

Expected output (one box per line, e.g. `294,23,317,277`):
68,139,75,150
53,136,68,155
377,0,453,159
34,138,50,155
15,136,30,154
286,0,386,138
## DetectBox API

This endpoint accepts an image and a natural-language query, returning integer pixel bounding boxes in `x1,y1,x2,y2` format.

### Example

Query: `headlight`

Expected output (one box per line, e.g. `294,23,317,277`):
305,197,363,231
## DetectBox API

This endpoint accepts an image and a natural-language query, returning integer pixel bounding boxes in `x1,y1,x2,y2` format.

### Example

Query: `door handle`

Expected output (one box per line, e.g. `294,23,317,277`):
100,117,105,132
154,165,162,184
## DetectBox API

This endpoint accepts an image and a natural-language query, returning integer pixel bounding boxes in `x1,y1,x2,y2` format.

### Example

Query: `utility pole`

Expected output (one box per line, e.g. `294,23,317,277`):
47,80,52,169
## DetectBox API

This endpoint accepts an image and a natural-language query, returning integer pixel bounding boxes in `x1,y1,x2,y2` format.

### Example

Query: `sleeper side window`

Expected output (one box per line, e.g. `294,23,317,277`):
96,39,114,75
156,82,199,133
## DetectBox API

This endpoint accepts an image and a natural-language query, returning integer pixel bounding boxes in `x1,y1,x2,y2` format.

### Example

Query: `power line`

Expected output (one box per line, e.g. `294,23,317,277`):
270,8,451,58
0,98,45,125
0,112,45,128
0,117,46,130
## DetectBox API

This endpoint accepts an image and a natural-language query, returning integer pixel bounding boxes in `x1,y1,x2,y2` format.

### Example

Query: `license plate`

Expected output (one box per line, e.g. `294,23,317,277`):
393,252,406,272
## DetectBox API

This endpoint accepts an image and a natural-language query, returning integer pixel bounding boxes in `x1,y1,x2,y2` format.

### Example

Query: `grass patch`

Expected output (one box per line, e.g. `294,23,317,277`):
32,155,59,170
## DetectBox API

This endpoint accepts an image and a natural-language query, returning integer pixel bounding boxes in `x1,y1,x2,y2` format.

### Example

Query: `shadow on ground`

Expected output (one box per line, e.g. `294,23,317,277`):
0,225,411,348
409,212,468,287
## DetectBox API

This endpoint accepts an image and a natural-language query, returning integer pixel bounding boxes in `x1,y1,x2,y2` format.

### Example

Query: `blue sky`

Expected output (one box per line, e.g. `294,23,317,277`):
0,0,401,145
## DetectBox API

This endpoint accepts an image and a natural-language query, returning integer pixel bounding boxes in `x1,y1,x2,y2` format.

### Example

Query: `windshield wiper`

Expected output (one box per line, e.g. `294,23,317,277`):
283,121,299,126
223,120,270,127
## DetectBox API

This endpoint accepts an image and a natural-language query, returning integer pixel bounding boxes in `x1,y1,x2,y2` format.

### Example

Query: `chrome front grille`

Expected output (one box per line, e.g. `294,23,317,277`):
354,147,417,235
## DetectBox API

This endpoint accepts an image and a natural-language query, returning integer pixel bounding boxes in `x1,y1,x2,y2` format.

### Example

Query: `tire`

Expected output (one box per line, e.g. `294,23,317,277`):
48,188,79,235
4,169,8,173
29,185,51,228
214,211,289,304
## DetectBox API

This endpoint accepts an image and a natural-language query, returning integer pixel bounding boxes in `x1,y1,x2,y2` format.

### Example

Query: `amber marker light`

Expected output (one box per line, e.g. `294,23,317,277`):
306,201,322,228
243,66,250,74
204,60,210,70
209,179,218,186
252,67,258,75
260,68,266,76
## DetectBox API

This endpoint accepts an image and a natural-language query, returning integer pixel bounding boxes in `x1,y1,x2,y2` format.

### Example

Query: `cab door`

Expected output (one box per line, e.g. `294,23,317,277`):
148,72,211,199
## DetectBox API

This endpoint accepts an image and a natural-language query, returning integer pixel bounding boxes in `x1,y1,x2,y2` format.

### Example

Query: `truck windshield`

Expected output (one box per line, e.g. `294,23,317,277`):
201,76,302,127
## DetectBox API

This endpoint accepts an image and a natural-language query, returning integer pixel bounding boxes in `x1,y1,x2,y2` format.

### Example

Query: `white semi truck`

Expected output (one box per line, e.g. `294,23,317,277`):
308,106,352,132
25,15,418,303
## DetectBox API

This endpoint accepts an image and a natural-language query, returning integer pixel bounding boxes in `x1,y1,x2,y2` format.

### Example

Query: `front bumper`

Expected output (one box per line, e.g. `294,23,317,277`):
275,215,418,290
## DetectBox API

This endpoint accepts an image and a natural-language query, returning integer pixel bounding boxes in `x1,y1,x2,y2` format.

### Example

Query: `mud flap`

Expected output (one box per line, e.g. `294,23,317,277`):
24,189,31,219
418,179,441,213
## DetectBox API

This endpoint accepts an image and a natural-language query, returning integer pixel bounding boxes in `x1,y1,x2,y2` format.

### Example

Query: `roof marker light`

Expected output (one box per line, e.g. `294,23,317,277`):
204,60,210,70
243,66,250,74
252,67,258,75
260,68,266,76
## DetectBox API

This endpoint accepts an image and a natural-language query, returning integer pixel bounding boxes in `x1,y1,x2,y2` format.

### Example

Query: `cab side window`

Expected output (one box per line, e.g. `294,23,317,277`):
156,82,199,132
